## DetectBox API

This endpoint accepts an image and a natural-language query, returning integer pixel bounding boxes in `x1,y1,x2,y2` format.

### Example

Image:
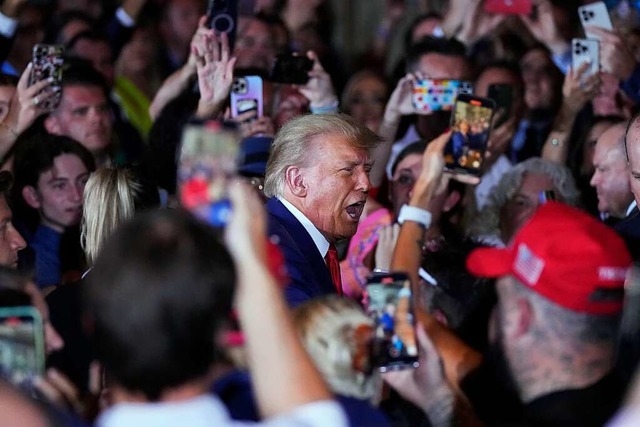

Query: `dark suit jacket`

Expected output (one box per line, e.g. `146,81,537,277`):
266,197,336,307
615,206,640,260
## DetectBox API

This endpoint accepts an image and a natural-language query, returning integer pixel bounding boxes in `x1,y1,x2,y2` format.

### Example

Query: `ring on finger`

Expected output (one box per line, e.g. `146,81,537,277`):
32,96,40,106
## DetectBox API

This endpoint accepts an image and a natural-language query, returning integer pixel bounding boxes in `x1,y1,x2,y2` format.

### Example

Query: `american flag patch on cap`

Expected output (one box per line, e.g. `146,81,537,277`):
514,244,545,286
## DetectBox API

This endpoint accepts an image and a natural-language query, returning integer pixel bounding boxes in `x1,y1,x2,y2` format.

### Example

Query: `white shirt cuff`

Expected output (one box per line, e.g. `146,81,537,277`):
116,7,135,28
0,11,18,38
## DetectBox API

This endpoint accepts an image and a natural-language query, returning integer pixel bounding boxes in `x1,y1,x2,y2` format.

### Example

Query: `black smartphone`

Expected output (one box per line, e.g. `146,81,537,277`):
207,0,238,51
444,94,496,176
29,44,64,111
487,84,513,128
365,272,419,372
270,54,313,85
0,306,45,392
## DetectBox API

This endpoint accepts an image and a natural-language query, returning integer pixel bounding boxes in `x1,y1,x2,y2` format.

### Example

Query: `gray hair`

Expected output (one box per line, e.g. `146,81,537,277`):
264,113,381,197
469,157,580,239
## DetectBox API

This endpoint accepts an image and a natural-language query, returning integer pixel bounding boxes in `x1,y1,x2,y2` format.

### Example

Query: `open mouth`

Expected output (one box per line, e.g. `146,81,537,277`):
345,201,365,221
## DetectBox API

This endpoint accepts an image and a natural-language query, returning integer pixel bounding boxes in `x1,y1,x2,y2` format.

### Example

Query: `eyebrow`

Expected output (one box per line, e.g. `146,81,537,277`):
632,171,640,180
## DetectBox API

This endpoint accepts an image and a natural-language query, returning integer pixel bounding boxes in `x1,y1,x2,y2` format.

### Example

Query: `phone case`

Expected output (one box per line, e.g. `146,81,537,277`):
177,121,240,227
484,0,532,15
0,306,45,390
412,79,472,113
572,38,600,77
444,94,495,176
207,0,238,50
270,54,313,85
29,44,64,111
365,272,419,372
579,2,613,40
230,76,263,120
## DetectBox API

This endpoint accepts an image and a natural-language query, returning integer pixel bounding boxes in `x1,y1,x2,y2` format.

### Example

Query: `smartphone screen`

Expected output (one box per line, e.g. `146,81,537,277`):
412,79,474,113
365,272,419,372
0,307,45,390
29,44,64,111
231,76,263,121
177,121,240,227
444,94,495,176
270,54,313,85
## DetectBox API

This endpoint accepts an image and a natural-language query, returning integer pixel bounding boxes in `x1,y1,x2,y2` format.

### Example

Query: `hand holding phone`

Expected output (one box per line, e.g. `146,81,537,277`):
177,121,240,227
444,94,495,176
365,272,419,372
29,44,64,111
578,1,613,40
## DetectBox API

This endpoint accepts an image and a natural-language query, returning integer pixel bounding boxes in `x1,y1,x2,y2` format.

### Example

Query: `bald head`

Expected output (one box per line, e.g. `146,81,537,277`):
591,122,633,218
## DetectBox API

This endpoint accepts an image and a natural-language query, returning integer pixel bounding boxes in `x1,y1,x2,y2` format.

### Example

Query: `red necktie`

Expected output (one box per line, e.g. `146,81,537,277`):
325,244,343,296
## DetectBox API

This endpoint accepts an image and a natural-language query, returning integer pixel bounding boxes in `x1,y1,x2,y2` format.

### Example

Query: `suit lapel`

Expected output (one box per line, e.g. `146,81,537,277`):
266,198,335,293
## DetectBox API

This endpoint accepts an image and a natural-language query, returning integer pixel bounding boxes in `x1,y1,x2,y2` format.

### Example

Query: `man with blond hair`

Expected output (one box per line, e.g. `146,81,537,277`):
264,113,380,307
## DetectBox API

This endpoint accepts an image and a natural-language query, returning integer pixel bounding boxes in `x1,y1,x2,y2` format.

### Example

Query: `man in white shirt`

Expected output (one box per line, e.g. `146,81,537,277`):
85,185,348,427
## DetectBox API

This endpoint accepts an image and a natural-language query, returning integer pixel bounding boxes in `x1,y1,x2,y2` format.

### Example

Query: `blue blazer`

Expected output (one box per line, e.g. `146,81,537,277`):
266,197,337,307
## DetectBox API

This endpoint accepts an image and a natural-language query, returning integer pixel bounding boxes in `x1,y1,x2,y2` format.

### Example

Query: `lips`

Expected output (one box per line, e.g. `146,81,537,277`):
345,201,365,221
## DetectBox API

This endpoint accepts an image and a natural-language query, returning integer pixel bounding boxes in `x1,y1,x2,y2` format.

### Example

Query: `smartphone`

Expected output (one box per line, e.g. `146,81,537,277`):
230,76,263,122
0,307,45,391
270,54,313,85
571,38,600,77
365,272,419,372
578,1,613,40
412,79,474,113
207,0,238,51
177,121,240,227
484,0,532,15
487,83,513,128
29,44,64,111
444,94,495,176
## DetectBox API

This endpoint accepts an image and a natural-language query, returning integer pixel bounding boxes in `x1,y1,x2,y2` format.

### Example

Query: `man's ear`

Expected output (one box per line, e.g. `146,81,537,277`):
284,166,307,197
44,116,61,135
22,186,41,209
514,297,534,338
442,190,461,213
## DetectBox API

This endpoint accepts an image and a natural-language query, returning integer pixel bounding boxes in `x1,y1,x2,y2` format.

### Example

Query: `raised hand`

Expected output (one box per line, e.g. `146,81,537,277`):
194,29,237,118
297,50,338,110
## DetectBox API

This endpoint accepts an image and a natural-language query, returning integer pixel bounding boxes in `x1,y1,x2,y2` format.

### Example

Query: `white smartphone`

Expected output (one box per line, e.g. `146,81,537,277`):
230,75,263,122
578,1,613,40
571,38,600,77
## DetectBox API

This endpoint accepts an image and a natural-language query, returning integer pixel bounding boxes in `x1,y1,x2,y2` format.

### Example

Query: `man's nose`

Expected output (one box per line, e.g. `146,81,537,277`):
9,226,26,251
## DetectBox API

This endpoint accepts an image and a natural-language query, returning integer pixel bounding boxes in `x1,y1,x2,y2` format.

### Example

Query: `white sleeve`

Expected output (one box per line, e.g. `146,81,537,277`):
244,401,348,427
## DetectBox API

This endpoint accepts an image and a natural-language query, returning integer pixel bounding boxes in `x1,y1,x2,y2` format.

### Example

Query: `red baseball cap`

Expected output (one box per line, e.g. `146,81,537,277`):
466,202,632,314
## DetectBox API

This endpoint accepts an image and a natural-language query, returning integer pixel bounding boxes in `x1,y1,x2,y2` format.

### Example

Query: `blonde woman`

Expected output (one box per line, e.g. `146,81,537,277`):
81,167,159,267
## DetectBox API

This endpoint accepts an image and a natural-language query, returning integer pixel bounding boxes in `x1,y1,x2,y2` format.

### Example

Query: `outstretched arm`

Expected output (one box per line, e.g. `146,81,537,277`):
226,183,343,422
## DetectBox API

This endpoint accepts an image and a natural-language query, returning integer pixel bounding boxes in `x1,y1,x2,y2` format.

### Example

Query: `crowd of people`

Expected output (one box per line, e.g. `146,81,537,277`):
3,0,640,425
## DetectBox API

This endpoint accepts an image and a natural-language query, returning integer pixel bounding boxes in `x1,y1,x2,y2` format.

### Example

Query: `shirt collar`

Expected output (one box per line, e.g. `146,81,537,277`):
278,196,330,258
627,200,638,217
